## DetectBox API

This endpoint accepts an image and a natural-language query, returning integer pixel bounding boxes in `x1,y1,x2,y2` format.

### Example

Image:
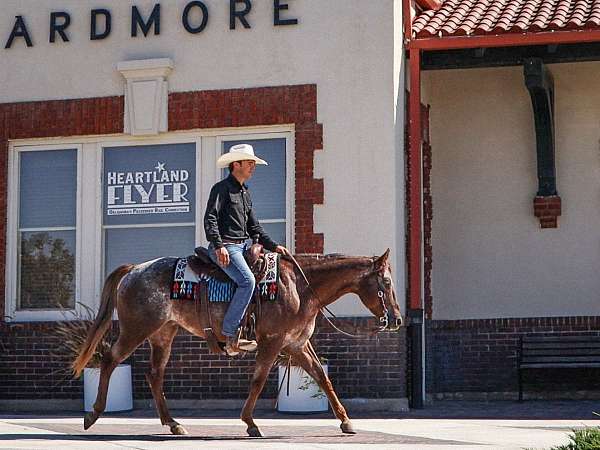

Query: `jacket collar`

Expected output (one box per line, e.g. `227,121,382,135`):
226,173,248,190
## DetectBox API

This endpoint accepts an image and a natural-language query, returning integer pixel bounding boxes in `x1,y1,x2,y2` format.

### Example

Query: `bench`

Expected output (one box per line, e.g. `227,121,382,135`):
518,335,600,401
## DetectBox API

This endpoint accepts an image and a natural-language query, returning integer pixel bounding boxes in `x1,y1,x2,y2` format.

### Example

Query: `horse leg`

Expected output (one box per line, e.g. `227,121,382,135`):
240,340,282,437
84,330,147,430
145,322,187,435
286,343,356,434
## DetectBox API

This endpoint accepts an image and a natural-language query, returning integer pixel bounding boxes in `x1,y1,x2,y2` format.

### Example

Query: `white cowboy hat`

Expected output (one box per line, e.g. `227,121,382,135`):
216,144,268,169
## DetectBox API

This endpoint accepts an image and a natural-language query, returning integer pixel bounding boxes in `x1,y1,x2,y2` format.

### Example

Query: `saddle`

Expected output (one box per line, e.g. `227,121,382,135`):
186,241,269,356
187,243,269,284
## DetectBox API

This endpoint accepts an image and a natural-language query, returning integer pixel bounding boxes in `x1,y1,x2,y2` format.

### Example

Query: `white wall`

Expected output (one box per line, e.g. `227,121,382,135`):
1,0,405,316
423,62,600,319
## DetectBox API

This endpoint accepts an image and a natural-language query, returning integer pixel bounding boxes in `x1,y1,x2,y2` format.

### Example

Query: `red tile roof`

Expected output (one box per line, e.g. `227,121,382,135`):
413,0,600,38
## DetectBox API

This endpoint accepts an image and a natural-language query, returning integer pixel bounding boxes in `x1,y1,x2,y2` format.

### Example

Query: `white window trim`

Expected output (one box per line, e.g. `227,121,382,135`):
6,143,83,322
6,126,295,322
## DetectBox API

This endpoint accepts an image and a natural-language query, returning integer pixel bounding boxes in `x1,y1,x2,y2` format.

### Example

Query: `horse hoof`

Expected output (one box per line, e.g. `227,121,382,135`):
340,421,357,434
247,426,263,437
83,412,98,430
170,424,188,435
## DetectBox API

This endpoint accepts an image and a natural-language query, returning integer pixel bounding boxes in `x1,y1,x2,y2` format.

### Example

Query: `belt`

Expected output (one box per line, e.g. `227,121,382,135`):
222,238,246,244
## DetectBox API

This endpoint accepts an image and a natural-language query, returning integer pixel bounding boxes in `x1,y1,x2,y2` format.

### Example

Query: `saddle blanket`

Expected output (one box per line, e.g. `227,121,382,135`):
170,252,279,303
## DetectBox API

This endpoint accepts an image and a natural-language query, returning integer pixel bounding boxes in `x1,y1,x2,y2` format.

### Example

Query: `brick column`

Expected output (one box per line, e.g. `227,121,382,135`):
533,195,561,229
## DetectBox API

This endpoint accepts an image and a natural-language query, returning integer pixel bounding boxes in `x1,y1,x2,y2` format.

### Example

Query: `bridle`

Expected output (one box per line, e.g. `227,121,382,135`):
288,253,394,338
375,268,390,331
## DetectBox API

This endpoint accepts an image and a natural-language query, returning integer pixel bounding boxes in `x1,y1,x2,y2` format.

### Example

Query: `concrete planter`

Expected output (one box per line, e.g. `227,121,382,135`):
277,364,328,413
83,364,133,412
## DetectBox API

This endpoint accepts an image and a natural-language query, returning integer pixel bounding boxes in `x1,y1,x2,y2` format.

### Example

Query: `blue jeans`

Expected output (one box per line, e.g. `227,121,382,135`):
208,243,256,337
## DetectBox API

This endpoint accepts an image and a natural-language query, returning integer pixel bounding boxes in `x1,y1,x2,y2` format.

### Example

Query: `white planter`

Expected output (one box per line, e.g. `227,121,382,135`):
277,364,328,413
83,364,133,412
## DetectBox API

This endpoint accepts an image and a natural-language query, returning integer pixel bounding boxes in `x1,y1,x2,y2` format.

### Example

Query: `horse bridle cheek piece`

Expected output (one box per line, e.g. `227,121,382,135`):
375,270,390,331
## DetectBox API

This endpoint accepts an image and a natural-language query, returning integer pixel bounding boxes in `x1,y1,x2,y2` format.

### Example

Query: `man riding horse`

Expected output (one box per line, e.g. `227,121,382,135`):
74,144,402,437
204,143,290,356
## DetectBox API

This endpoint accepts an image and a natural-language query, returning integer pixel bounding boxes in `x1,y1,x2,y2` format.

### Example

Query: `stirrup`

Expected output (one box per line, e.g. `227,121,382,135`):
237,339,258,352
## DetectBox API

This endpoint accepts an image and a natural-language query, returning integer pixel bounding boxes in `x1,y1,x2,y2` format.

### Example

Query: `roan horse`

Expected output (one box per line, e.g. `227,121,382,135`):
72,249,402,437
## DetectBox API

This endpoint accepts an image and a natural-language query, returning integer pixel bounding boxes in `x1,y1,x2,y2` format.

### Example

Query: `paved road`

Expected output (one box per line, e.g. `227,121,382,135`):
1,401,599,449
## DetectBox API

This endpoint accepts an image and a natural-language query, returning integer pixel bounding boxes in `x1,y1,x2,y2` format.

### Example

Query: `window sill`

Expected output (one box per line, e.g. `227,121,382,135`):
6,309,79,323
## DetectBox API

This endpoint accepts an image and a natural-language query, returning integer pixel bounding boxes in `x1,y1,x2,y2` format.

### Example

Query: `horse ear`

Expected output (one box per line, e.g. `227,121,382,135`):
374,248,390,270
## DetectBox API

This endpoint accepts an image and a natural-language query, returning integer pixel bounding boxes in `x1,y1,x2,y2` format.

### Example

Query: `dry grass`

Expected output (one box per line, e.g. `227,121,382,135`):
49,303,114,379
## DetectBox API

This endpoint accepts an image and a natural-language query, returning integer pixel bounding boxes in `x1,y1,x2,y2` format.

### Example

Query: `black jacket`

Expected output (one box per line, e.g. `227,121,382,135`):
203,174,279,251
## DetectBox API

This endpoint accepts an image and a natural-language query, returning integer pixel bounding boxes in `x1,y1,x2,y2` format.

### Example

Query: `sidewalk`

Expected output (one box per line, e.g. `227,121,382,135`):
1,401,598,449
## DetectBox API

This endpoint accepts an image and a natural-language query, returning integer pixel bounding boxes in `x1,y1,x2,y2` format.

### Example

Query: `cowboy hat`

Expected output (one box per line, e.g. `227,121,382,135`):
216,144,268,169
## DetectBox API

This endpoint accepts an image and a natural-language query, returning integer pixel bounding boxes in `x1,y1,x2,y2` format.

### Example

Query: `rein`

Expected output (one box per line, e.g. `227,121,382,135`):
285,253,388,339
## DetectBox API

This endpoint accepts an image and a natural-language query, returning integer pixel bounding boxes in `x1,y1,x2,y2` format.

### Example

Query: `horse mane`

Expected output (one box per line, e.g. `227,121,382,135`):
287,253,374,271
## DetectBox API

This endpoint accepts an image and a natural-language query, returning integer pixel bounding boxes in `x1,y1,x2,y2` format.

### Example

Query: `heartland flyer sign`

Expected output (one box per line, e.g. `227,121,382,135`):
106,163,190,216
103,143,195,226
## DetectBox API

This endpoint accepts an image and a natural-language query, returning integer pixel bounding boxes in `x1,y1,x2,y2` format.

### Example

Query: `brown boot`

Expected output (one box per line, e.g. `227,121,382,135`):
224,335,257,356
224,336,240,356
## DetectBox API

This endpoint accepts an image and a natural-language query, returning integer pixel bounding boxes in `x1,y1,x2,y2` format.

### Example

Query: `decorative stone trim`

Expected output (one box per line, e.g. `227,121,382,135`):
117,58,173,136
0,84,324,321
533,195,561,228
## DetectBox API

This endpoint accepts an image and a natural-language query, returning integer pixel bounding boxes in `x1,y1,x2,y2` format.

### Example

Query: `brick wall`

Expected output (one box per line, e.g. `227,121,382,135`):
0,317,406,402
426,316,600,399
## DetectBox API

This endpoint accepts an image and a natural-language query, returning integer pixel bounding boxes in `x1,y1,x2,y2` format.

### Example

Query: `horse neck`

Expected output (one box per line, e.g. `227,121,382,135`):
299,255,372,310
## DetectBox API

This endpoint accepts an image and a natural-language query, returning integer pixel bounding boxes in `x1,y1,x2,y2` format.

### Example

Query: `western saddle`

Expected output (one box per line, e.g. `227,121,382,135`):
188,242,268,283
186,240,269,355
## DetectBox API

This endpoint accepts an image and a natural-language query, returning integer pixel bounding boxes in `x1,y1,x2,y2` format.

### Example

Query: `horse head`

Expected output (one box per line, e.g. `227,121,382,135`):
357,249,403,332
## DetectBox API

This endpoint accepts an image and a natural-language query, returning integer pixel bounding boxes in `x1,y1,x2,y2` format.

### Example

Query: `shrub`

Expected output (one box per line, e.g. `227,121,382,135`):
549,427,600,450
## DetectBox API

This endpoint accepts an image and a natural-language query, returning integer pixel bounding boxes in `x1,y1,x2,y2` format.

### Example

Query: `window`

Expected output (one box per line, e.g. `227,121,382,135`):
221,138,289,246
102,143,196,275
7,127,293,322
17,149,78,310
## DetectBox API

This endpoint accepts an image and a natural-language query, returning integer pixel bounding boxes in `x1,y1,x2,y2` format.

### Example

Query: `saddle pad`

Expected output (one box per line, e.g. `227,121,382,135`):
170,258,236,302
206,276,236,302
170,258,201,301
258,252,279,301
170,253,280,302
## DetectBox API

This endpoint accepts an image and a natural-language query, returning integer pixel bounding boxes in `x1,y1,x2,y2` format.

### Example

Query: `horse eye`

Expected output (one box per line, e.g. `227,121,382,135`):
383,278,391,287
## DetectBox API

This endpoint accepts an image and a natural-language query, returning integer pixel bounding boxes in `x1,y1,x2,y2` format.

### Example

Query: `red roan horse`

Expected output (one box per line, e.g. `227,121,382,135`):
73,249,402,437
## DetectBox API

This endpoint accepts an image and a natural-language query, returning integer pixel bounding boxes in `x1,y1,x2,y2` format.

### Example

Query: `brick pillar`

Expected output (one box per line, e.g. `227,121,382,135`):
533,195,561,229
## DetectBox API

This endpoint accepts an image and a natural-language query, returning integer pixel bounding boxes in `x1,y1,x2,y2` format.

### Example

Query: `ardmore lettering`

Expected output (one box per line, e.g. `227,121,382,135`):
4,0,298,49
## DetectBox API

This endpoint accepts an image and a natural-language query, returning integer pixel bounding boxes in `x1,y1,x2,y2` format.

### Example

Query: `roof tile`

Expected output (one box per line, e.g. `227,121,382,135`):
413,0,600,38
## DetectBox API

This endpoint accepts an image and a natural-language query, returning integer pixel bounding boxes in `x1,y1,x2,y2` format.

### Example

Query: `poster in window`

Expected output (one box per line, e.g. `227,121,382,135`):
103,143,196,226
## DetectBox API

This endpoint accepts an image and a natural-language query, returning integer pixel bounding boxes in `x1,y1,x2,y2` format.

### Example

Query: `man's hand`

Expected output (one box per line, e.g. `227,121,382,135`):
216,247,230,267
275,245,290,256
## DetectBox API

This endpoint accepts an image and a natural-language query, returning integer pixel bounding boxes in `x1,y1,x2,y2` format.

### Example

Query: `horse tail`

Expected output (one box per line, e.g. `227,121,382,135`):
72,264,135,378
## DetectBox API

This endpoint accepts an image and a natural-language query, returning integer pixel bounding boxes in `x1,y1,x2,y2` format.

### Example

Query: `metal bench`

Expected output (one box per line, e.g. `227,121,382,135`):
518,335,600,401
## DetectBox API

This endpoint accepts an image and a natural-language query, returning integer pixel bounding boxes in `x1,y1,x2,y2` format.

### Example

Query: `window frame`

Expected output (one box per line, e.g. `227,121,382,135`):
6,126,294,322
6,143,83,322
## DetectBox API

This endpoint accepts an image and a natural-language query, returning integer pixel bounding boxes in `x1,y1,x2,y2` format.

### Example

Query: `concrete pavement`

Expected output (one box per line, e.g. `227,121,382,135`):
1,401,598,449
